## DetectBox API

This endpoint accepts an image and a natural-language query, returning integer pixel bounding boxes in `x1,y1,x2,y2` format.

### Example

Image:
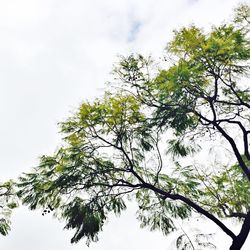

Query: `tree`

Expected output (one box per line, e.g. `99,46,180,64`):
0,181,18,236
17,5,250,249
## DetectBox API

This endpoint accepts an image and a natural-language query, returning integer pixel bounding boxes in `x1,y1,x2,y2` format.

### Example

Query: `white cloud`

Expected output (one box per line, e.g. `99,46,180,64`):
0,0,249,249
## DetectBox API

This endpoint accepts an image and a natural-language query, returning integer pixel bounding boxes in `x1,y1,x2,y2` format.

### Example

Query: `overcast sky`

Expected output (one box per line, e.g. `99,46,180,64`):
0,0,249,249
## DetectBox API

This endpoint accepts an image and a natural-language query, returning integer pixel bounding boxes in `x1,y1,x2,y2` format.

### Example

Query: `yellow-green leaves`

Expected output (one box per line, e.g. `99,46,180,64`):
168,22,249,75
80,94,143,127
168,25,205,56
205,25,249,63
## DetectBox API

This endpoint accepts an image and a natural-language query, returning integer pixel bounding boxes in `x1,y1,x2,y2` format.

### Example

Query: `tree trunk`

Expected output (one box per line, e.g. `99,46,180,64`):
230,211,250,250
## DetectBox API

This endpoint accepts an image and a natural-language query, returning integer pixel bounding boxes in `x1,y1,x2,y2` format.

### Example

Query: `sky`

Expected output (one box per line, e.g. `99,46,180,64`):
0,0,249,249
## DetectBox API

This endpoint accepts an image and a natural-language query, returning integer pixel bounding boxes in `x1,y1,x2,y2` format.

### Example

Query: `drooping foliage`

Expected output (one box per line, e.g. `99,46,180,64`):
0,181,18,236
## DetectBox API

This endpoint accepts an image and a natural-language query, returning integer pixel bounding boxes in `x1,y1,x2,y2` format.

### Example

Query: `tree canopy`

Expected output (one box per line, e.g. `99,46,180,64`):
10,4,250,250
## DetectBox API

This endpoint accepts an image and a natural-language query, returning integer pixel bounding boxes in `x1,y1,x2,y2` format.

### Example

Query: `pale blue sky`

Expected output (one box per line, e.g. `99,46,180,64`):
0,0,248,249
